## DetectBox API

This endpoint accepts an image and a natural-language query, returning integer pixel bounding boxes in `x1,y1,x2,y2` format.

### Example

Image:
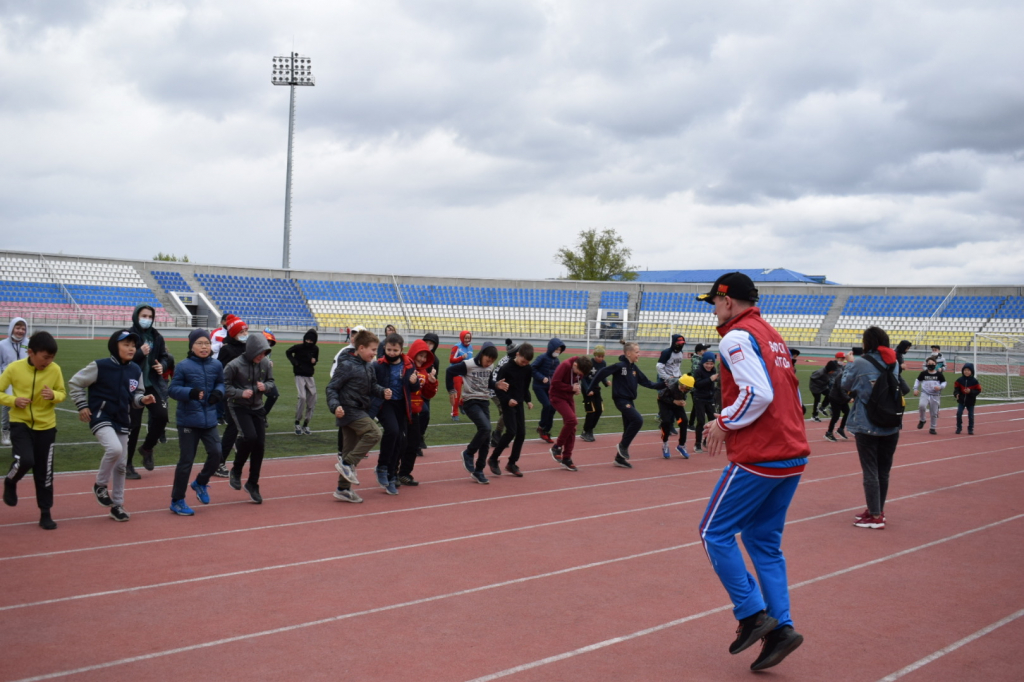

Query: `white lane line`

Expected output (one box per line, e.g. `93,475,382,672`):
461,513,1024,682
13,513,1023,682
4,438,1021,559
4,468,1021,615
874,608,1024,682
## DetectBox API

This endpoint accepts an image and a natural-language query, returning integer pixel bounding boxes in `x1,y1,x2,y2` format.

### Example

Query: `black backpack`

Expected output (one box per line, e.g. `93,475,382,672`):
862,354,905,429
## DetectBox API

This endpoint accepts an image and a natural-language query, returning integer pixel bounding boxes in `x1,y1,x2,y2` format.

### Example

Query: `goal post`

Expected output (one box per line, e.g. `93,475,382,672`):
972,333,1024,401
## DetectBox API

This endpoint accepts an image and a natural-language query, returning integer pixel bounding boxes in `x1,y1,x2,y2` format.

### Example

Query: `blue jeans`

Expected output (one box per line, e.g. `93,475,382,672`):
956,402,975,432
699,464,801,626
534,382,554,432
462,399,492,471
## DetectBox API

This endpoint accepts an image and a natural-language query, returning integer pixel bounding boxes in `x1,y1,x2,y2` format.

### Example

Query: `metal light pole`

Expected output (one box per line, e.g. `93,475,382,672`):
271,52,315,269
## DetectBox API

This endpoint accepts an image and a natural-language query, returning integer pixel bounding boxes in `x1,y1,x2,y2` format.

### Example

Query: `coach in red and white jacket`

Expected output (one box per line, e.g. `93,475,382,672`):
696,272,809,672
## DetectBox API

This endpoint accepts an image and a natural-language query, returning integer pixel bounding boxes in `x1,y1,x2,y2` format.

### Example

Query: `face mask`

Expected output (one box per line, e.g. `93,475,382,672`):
926,365,936,371
138,318,153,329
11,332,24,342
388,354,402,364
238,333,249,343
552,351,561,357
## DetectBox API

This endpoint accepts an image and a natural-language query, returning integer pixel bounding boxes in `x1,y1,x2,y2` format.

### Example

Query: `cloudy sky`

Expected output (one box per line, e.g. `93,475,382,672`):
1,0,1022,285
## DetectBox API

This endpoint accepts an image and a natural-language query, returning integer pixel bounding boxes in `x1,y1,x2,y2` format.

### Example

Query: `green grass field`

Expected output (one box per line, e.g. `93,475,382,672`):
4,338,969,472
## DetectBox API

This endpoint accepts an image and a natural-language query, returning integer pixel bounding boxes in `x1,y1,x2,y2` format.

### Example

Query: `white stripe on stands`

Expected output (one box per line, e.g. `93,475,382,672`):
874,609,1024,682
4,469,1020,612
13,513,1023,682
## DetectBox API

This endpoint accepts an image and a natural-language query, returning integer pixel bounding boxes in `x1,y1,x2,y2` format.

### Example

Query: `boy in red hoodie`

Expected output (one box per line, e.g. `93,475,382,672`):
397,339,437,486
548,355,593,472
449,331,473,421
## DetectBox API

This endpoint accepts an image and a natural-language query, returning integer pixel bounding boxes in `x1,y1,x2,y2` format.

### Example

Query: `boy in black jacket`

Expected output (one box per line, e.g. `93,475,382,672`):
658,374,693,459
285,328,320,435
580,345,608,442
691,351,719,454
954,363,982,435
490,343,535,477
590,340,666,468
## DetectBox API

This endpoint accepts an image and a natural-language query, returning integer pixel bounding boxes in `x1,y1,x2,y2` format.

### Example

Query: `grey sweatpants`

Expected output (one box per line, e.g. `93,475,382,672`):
94,426,129,506
295,376,317,423
918,393,941,428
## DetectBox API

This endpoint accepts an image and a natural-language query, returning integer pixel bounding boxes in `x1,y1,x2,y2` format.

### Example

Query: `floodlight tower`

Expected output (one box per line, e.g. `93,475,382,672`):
271,53,315,269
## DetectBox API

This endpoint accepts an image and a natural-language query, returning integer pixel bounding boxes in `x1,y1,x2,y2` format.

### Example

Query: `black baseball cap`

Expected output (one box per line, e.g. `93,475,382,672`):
697,272,759,304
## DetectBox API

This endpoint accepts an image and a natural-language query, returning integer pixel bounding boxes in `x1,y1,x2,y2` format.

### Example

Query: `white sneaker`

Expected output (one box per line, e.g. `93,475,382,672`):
333,489,363,503
335,458,359,485
1,431,9,447
302,426,312,435
661,442,670,458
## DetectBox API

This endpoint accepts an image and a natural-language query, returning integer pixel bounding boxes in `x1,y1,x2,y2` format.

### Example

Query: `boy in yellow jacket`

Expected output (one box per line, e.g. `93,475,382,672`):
0,331,66,529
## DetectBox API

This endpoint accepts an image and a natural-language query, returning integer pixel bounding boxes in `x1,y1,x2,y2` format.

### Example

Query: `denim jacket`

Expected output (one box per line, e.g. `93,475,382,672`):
841,351,902,437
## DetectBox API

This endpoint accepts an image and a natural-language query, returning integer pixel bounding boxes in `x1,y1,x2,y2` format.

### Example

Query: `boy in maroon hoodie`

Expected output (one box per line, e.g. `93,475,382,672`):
548,355,593,472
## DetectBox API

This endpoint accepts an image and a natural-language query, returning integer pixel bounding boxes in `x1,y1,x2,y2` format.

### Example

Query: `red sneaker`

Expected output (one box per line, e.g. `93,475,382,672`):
537,428,553,444
854,515,885,529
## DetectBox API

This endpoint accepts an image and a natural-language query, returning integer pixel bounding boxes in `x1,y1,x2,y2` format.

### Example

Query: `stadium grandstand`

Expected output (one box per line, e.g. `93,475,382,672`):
1,250,1021,355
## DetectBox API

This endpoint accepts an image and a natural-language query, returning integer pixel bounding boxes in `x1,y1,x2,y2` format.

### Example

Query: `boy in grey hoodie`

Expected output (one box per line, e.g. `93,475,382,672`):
1,317,29,446
223,333,276,503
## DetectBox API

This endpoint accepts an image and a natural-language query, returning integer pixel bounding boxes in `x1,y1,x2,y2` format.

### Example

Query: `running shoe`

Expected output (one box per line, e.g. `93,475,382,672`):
824,432,837,442
750,625,804,671
662,442,671,458
398,475,419,487
243,482,262,504
214,463,230,478
614,454,632,469
471,471,489,484
170,499,195,516
676,445,689,459
854,514,885,529
488,457,502,476
335,459,359,485
375,467,390,490
228,468,242,490
190,480,210,505
505,463,523,477
109,505,130,522
333,489,362,503
560,458,578,472
729,609,778,655
550,445,563,463
93,483,113,508
462,450,475,473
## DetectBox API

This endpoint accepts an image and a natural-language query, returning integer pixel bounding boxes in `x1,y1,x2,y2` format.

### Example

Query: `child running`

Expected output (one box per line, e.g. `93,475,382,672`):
397,338,437,486
914,357,946,434
590,340,665,468
68,330,153,522
371,333,419,495
490,343,535,476
548,354,593,472
285,328,319,435
580,345,608,442
445,342,503,484
691,351,719,454
531,337,565,443
954,363,982,435
166,329,226,516
658,374,694,458
223,332,275,503
0,332,65,530
449,331,473,421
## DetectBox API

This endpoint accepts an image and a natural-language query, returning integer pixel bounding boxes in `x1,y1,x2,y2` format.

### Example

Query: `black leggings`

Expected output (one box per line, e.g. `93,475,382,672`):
812,392,828,417
376,400,407,479
128,386,167,460
583,395,603,433
692,398,716,448
659,404,687,445
827,399,850,433
614,399,644,451
229,404,266,486
492,402,526,465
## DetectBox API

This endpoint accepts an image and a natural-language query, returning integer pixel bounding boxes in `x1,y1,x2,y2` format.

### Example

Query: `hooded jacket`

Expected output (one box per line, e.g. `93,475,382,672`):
445,342,497,402
691,352,718,402
842,346,902,436
531,338,565,388
954,363,982,407
0,355,66,431
450,331,473,365
895,340,913,374
407,338,438,414
494,357,534,407
549,356,585,400
591,353,665,404
326,347,387,426
369,351,418,422
285,329,320,377
809,360,840,394
223,333,275,411
168,333,226,429
68,330,146,435
655,334,687,382
422,333,441,376
1,317,29,374
130,304,169,397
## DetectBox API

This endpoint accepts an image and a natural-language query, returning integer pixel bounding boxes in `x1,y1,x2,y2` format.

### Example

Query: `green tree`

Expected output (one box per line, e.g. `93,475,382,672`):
555,228,638,281
153,253,189,262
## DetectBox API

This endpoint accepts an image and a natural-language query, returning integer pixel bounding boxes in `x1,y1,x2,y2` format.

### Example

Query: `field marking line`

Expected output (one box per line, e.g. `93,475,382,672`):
874,608,1024,682
3,468,1021,613
462,514,1024,682
12,512,1023,682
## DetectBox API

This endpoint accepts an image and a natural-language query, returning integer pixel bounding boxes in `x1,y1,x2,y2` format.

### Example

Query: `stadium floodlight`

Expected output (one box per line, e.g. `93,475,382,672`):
271,52,315,270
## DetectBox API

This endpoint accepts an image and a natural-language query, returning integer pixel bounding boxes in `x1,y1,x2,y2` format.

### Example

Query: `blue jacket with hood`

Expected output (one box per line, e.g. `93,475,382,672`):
531,337,565,388
169,332,226,429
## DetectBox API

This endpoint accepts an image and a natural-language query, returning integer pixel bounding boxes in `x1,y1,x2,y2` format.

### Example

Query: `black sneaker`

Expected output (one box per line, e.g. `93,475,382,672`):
616,443,630,460
3,478,17,507
823,432,837,442
750,625,804,671
39,513,57,530
837,428,848,439
490,432,502,448
917,420,926,430
141,447,155,471
158,434,167,444
229,468,242,491
561,458,578,472
614,454,632,469
579,432,595,443
125,461,142,480
462,450,475,474
109,505,130,522
729,610,778,655
505,463,523,477
812,416,821,423
956,427,962,434
214,463,230,478
93,483,114,507
488,457,502,476
398,475,419,487
550,445,563,463
243,481,262,504
929,428,937,435
471,471,489,485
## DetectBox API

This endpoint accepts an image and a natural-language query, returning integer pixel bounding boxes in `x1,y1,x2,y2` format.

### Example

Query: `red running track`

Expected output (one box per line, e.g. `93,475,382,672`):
1,403,1022,681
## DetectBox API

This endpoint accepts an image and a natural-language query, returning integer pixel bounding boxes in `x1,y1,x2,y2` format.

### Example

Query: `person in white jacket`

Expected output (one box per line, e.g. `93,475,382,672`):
1,317,29,446
913,357,946,434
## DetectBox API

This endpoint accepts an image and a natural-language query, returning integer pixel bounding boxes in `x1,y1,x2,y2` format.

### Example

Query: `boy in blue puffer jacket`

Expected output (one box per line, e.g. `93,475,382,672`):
166,329,226,515
531,337,565,443
68,330,154,522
